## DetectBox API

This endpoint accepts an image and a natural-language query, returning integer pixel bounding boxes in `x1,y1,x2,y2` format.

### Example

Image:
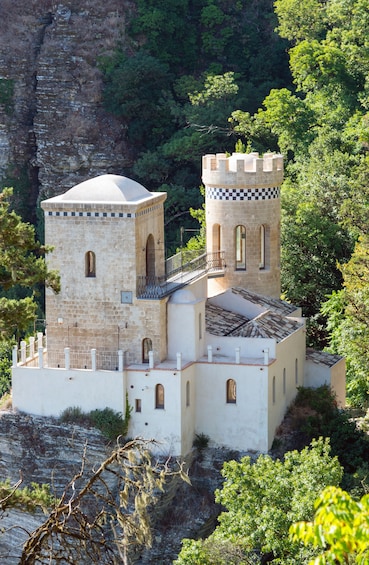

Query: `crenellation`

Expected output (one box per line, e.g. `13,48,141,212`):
202,152,283,189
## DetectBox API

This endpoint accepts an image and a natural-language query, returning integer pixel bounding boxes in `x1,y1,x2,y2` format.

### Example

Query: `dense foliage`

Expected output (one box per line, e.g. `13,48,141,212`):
0,188,59,339
175,438,343,564
100,0,290,252
290,486,369,565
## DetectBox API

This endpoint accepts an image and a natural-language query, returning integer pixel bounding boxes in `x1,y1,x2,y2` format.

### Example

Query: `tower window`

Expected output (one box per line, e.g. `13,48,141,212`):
235,225,246,270
85,251,96,277
259,224,270,269
155,384,165,409
295,359,298,384
142,338,152,364
186,380,190,407
226,378,237,404
135,399,142,412
283,368,286,395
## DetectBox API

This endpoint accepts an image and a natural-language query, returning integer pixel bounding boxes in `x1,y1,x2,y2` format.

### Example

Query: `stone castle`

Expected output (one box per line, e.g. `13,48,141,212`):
12,152,345,456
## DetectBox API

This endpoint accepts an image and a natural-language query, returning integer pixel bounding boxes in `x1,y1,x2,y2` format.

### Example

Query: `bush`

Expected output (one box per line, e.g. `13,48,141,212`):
288,386,369,491
193,432,210,450
60,396,132,441
89,407,128,441
0,341,13,397
59,406,92,426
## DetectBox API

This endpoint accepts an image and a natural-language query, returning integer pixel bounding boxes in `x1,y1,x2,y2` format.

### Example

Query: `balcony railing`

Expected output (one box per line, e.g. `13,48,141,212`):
137,250,224,299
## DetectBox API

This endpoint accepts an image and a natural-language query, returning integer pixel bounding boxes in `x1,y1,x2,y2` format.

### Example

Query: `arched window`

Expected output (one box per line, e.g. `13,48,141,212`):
272,376,276,404
146,234,155,280
235,225,246,270
155,384,165,409
259,224,270,269
85,251,96,277
186,380,190,407
142,338,152,364
226,379,236,404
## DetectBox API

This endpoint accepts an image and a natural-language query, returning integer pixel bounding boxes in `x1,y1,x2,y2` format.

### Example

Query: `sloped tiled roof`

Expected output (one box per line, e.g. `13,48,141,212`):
206,302,250,336
205,303,303,342
231,287,298,316
232,311,303,341
306,348,344,367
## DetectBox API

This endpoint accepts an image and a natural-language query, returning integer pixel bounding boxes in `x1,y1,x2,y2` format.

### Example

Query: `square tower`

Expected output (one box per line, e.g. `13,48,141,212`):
41,175,167,367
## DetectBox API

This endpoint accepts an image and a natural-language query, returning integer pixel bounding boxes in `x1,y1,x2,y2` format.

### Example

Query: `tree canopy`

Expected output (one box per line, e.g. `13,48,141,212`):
290,486,369,565
175,438,343,564
0,188,59,338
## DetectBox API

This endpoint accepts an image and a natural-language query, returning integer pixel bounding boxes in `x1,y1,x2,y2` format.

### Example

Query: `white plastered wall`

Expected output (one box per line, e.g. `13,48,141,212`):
12,366,125,417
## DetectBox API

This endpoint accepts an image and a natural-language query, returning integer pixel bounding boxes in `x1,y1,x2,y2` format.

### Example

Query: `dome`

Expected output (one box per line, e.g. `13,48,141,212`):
60,174,151,203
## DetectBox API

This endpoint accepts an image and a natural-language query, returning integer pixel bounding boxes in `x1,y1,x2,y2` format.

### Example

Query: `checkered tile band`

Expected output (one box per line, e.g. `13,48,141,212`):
45,203,162,219
206,186,280,201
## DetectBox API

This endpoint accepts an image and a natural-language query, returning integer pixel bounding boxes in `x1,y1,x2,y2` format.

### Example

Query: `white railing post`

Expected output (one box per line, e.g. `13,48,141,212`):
12,346,18,367
91,348,96,371
64,347,70,370
118,350,124,372
207,345,213,363
37,332,43,350
176,352,182,371
20,341,26,364
38,347,43,368
149,350,154,369
29,336,35,358
235,347,240,364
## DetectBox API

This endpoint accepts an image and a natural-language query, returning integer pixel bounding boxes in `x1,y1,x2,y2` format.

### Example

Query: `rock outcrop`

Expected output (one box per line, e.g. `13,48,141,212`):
0,1,134,219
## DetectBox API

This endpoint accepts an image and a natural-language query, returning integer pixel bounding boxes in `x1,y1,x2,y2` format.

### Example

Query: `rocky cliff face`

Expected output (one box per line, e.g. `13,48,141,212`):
0,411,230,564
0,411,110,563
0,1,134,220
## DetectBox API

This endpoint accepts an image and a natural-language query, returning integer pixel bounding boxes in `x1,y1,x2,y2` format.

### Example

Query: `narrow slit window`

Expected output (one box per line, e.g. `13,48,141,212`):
226,378,237,404
142,338,152,363
260,225,265,269
186,380,190,407
235,225,246,270
85,251,96,277
135,399,142,413
155,384,164,409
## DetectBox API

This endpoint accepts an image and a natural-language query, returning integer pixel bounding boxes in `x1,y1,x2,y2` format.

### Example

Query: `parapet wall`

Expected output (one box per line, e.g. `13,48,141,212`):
202,152,283,188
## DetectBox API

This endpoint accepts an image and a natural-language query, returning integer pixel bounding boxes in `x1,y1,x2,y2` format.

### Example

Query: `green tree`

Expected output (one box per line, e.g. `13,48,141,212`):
175,438,343,564
322,236,369,408
0,188,59,338
290,486,369,565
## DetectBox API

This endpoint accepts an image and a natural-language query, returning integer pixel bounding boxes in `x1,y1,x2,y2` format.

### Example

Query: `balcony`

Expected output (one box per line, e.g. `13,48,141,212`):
137,250,224,299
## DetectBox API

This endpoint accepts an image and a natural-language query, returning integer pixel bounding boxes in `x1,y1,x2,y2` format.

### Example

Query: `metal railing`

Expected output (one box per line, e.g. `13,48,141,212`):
137,250,225,299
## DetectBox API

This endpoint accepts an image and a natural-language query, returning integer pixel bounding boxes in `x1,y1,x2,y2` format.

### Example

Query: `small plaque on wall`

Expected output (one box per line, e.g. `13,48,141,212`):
121,291,133,304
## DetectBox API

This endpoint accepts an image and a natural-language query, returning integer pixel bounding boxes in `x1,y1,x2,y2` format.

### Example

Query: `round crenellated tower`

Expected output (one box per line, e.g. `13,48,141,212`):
203,152,283,298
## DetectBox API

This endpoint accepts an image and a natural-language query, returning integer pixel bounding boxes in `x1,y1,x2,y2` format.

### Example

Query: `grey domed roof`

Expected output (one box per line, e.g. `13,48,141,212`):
60,174,151,203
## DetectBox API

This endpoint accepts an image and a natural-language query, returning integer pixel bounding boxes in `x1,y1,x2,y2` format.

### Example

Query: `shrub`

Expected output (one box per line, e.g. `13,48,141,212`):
59,406,93,426
89,407,128,441
193,432,210,450
0,341,13,397
60,395,132,441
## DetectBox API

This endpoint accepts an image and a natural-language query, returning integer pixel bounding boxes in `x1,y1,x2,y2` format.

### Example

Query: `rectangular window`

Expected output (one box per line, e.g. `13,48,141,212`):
135,399,142,413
